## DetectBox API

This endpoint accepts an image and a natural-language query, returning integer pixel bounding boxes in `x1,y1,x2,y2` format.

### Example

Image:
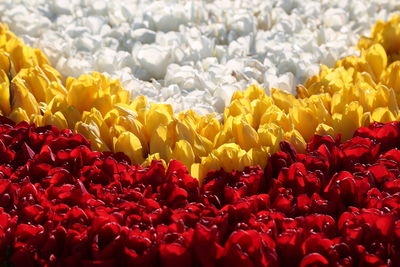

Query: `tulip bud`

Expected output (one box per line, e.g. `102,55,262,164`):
364,44,387,81
232,117,260,151
9,107,29,123
11,78,40,116
114,131,145,164
75,121,110,151
0,69,10,115
172,140,195,168
43,111,68,130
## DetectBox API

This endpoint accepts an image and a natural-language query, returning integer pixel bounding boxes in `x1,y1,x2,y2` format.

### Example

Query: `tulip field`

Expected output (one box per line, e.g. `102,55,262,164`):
1,0,400,266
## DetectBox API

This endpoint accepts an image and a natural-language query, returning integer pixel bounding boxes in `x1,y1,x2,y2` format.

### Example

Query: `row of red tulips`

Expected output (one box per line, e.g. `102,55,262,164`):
0,116,399,266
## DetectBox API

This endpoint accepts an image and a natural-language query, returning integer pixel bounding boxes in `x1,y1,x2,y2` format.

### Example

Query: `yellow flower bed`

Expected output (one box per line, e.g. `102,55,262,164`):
1,15,400,181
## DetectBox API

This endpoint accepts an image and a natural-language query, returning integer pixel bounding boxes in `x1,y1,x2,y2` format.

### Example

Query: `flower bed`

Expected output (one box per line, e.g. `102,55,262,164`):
1,15,400,180
0,116,399,266
1,0,397,115
0,5,400,267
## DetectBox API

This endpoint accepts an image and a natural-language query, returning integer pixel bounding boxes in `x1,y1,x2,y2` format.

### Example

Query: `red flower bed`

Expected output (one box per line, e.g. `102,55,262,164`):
0,117,399,266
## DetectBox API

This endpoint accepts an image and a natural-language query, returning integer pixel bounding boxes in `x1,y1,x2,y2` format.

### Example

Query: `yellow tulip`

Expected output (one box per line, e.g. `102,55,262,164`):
271,88,296,112
232,117,260,150
258,123,283,152
194,143,254,182
30,114,43,126
289,105,319,142
113,131,145,164
224,98,253,125
196,114,221,142
11,78,40,116
82,108,112,149
3,16,400,182
15,66,66,103
363,44,387,81
212,144,252,173
382,61,400,92
46,95,82,127
75,121,110,151
172,140,195,167
259,105,292,132
66,74,98,112
251,97,273,129
43,110,68,130
332,102,363,140
315,123,334,137
358,15,400,56
131,95,148,124
143,153,161,166
115,115,148,153
0,51,11,75
145,104,174,137
41,64,63,84
284,130,306,153
243,84,267,101
371,107,396,123
149,124,173,161
0,69,10,114
9,107,29,123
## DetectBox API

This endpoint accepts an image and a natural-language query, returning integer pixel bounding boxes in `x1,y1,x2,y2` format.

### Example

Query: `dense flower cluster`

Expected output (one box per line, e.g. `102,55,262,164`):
1,116,400,266
0,15,400,179
1,5,400,267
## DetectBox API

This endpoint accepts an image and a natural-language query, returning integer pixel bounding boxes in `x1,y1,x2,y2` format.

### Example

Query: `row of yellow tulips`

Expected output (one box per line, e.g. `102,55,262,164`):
0,15,399,181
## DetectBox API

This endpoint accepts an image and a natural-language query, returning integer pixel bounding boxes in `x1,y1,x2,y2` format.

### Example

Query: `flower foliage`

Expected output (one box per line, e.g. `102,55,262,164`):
0,116,399,266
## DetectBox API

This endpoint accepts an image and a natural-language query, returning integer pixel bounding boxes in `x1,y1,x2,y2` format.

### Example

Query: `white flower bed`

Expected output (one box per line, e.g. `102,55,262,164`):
0,0,399,115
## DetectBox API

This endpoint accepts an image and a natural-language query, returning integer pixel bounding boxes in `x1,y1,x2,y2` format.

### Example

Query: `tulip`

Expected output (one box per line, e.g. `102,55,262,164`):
8,107,29,123
1,115,400,266
75,121,110,151
172,139,195,168
2,15,400,182
0,51,11,74
11,78,40,116
150,124,174,161
114,131,145,164
15,66,67,103
43,110,68,130
258,123,283,152
0,69,10,115
358,15,400,56
363,43,387,81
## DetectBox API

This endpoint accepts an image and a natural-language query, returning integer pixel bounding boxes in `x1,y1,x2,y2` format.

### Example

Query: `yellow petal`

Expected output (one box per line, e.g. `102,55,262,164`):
271,88,297,112
43,111,68,129
0,69,10,114
258,123,283,153
364,43,387,81
9,107,29,123
114,132,145,164
116,115,149,153
371,107,396,123
145,104,173,137
259,105,292,132
290,105,318,142
82,108,112,149
11,78,40,116
197,115,221,142
315,123,334,136
172,140,195,167
149,125,173,161
232,117,260,150
75,121,109,151
284,130,306,153
66,74,97,112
